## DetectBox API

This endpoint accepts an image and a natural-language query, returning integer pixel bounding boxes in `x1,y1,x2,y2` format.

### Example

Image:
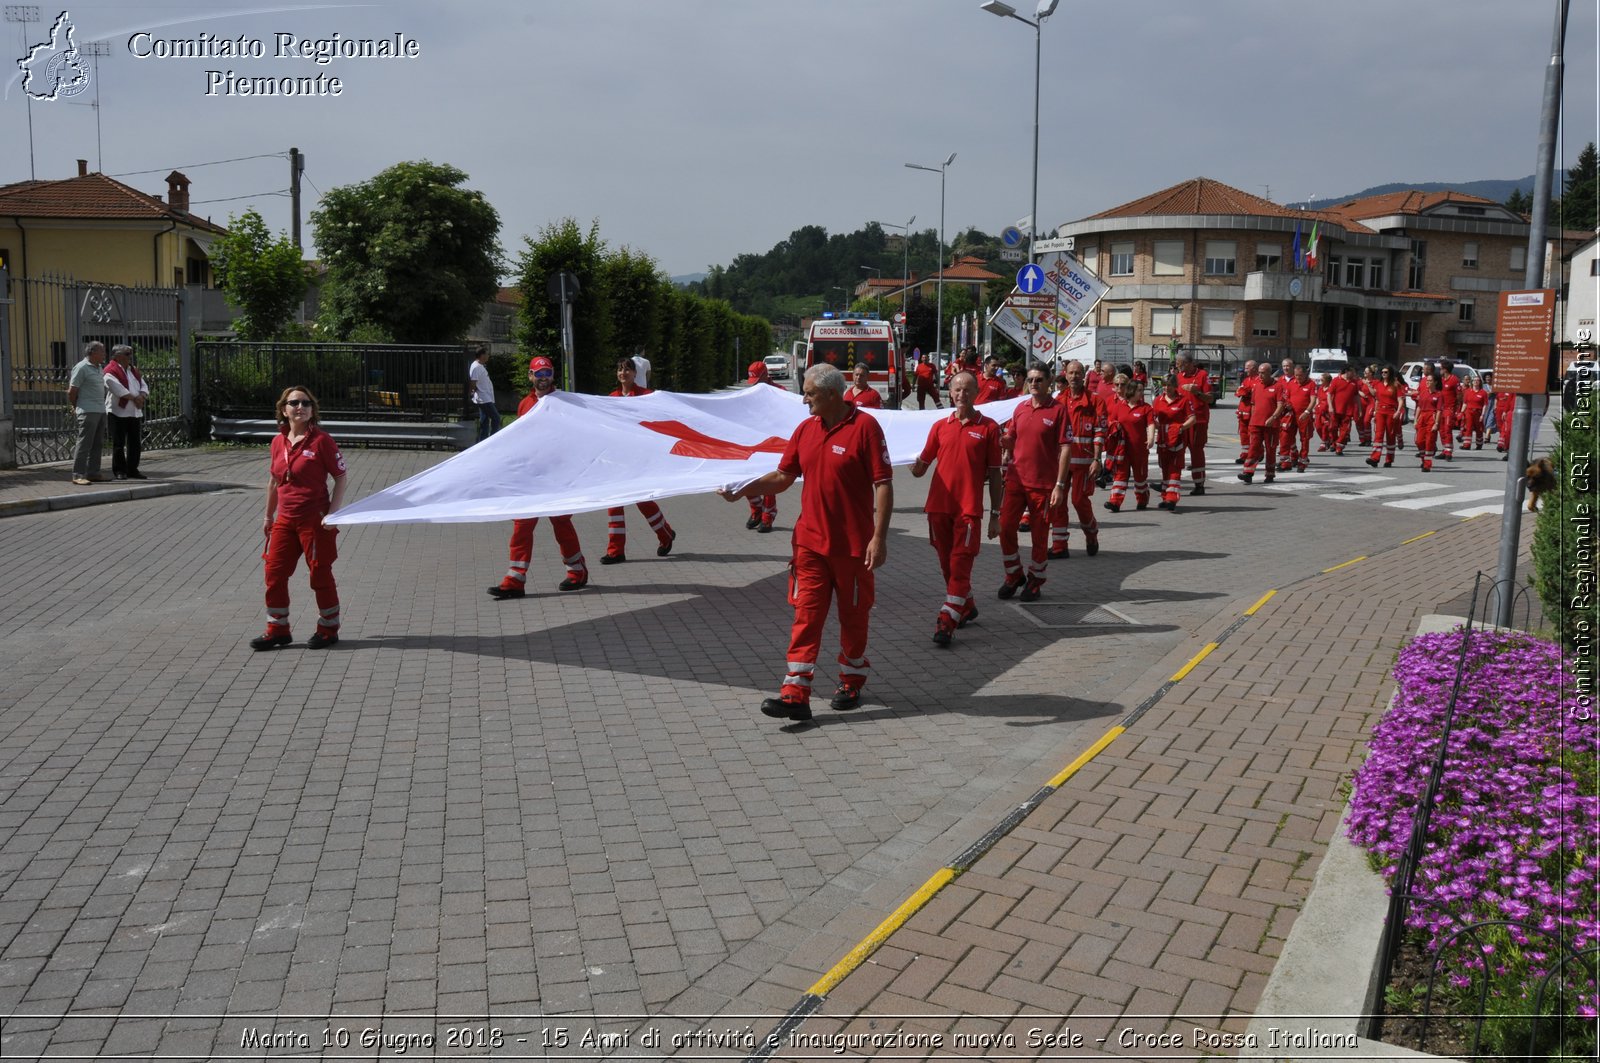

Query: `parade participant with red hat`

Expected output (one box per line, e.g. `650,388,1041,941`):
488,357,590,598
743,361,784,532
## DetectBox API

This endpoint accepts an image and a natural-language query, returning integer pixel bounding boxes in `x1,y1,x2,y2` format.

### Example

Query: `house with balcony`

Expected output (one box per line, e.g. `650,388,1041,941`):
1054,177,1569,370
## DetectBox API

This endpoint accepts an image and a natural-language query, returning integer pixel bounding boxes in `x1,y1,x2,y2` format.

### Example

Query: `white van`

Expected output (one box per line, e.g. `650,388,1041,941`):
1304,348,1350,381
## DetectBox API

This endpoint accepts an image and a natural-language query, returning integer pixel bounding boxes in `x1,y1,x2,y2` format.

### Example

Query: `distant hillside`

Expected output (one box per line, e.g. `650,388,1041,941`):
670,272,707,287
1307,177,1535,209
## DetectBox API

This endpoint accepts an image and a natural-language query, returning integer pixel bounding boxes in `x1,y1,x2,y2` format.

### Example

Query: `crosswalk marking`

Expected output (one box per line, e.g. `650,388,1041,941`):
1325,482,1455,500
1451,503,1505,518
1385,489,1503,510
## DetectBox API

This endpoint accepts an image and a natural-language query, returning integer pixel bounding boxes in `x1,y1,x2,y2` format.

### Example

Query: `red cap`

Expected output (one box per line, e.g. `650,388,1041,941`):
529,356,555,373
747,361,767,379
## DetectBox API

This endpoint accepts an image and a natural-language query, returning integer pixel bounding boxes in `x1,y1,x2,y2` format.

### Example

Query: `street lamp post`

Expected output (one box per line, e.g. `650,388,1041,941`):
979,1,1058,267
906,153,957,361
873,215,915,313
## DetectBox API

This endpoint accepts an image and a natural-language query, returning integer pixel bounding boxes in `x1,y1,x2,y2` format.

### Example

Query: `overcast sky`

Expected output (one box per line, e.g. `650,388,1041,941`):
4,0,1597,279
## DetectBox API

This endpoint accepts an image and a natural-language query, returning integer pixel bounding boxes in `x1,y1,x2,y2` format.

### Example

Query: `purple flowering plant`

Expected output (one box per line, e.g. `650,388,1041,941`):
1347,628,1598,1053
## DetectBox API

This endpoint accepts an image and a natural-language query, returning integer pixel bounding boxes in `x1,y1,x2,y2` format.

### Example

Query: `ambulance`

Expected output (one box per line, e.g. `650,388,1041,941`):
803,314,903,406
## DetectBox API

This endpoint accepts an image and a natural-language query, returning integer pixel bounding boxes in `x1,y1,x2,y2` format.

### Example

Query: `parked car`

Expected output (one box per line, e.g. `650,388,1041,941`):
1401,359,1480,416
763,353,791,381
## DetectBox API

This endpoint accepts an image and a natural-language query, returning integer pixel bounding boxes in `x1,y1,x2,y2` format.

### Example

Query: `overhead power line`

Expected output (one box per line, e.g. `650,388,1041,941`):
109,151,288,178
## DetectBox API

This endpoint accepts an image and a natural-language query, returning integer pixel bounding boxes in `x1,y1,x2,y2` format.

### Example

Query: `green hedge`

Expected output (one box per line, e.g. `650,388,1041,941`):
1531,407,1599,652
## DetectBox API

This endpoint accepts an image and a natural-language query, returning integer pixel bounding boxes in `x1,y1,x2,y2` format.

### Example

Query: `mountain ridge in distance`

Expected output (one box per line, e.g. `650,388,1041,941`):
1305,176,1535,209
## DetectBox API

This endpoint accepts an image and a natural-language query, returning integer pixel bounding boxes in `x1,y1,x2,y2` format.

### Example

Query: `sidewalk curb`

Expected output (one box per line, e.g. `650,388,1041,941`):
1243,614,1467,1062
0,480,248,518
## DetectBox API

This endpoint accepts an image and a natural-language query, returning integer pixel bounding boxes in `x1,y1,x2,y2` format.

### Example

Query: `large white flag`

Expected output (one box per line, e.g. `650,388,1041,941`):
328,386,1028,526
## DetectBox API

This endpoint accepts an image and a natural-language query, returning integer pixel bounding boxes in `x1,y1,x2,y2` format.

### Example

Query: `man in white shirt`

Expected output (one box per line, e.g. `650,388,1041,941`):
631,346,652,389
468,345,499,443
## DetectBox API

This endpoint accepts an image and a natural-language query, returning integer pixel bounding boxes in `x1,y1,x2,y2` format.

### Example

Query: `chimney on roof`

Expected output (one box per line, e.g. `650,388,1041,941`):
165,170,191,213
77,159,88,177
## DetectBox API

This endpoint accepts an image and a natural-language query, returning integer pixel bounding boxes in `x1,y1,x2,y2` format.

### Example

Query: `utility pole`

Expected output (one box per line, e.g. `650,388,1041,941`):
6,6,41,180
289,148,304,251
82,40,109,172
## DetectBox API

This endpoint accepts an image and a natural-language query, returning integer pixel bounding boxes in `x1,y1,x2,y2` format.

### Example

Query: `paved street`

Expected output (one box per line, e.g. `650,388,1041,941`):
0,419,1536,1060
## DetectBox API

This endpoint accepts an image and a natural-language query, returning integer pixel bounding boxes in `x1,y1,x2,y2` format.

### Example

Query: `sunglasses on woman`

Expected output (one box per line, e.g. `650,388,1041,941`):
284,399,313,408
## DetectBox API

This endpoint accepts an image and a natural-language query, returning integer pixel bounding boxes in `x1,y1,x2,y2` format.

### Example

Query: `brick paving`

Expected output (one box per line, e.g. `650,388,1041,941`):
0,439,1532,1060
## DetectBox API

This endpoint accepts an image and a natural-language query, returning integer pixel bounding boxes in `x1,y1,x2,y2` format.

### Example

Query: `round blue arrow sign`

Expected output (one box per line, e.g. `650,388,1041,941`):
1016,263,1046,294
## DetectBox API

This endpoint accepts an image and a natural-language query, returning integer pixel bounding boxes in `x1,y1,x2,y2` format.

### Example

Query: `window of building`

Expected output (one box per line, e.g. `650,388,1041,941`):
1462,241,1479,268
1327,255,1342,285
1591,259,1600,277
0,247,9,273
1510,246,1526,272
1080,243,1097,273
1404,320,1421,345
1459,298,1475,323
1293,312,1309,340
1457,206,1486,216
186,257,206,285
1105,306,1132,328
1201,308,1234,337
1255,243,1281,271
1408,239,1427,289
1153,240,1184,276
1252,310,1280,337
1368,261,1384,290
1151,306,1182,336
1344,258,1365,287
1203,240,1236,275
1110,242,1134,276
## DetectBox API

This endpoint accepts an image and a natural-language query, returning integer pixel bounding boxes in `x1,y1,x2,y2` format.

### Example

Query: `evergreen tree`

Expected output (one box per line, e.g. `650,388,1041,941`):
1562,143,1599,231
1504,187,1532,215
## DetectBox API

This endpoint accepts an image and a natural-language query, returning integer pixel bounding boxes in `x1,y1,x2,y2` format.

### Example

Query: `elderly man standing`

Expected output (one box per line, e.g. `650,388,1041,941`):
1174,353,1214,495
998,366,1071,602
66,341,109,484
722,364,893,723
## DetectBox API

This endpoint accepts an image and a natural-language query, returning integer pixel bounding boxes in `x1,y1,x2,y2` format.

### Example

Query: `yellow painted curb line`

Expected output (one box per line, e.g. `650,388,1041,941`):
1402,530,1436,545
1170,643,1218,682
1046,726,1125,789
1322,555,1367,573
808,867,956,997
1243,589,1276,616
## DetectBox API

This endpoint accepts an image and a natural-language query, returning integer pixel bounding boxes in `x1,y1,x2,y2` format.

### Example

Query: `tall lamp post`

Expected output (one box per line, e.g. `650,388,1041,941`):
906,153,957,359
979,0,1059,267
873,215,915,313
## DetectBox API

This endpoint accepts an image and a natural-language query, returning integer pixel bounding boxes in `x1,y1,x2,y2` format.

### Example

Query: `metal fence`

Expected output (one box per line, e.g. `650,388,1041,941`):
1,269,190,465
1367,573,1593,1059
196,341,473,425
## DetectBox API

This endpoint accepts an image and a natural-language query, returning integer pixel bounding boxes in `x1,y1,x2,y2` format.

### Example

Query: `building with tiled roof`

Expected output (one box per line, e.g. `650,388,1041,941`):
875,255,1000,309
1053,176,1561,373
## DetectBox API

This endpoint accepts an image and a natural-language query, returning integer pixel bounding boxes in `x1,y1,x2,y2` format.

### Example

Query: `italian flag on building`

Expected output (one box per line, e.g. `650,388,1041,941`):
1305,220,1320,270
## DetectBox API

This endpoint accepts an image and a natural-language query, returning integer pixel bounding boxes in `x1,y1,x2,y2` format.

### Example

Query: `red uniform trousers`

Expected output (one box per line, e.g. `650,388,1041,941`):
501,516,586,591
915,377,943,409
1156,444,1186,506
1315,406,1332,448
747,495,776,528
1414,411,1437,470
1496,401,1514,451
998,479,1051,585
1242,424,1280,478
1105,441,1149,509
1048,463,1098,552
1435,403,1456,460
780,547,874,704
605,501,673,556
927,513,981,631
1236,407,1251,461
1370,410,1402,464
1328,410,1355,452
1278,414,1312,470
1186,424,1208,484
1357,402,1375,447
1461,406,1485,447
263,516,340,638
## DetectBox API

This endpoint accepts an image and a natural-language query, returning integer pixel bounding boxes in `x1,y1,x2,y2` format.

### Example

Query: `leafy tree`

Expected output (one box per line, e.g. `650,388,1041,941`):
208,208,309,340
1504,187,1532,215
312,160,501,344
513,218,610,394
1561,142,1598,231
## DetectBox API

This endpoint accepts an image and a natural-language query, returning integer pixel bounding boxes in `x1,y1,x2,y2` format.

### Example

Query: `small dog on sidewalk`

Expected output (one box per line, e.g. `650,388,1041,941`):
1525,457,1556,512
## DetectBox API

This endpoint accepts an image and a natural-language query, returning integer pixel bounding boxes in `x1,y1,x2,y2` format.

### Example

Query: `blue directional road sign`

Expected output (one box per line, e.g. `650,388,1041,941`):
1016,262,1046,294
1001,226,1024,248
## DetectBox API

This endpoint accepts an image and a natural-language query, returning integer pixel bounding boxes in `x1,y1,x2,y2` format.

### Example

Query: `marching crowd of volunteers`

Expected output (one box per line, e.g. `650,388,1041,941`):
241,343,1516,727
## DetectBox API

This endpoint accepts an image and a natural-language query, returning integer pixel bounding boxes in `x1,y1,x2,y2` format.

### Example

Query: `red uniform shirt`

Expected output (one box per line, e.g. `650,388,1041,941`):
1326,375,1359,415
1436,373,1461,415
914,362,935,383
1150,392,1197,449
271,425,346,521
1107,395,1152,450
1495,390,1515,418
1371,381,1405,413
918,410,1001,518
1176,367,1213,424
1281,378,1318,417
1243,377,1287,427
1056,388,1105,462
1462,387,1489,416
974,375,1008,405
1414,379,1438,415
516,390,542,417
777,406,893,558
1002,398,1067,490
844,385,883,408
610,385,654,397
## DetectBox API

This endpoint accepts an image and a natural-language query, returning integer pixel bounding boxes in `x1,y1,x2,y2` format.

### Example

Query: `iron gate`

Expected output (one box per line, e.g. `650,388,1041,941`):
1,269,191,466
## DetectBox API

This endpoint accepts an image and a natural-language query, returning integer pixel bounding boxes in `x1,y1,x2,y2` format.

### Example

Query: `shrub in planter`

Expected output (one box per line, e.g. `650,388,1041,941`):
1347,629,1597,1059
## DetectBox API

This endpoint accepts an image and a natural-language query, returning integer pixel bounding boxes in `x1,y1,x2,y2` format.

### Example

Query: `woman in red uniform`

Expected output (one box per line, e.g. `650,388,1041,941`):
603,358,677,562
1149,376,1198,511
1459,376,1489,450
1494,387,1516,456
253,386,348,650
1365,366,1408,468
1413,363,1441,472
1104,374,1152,511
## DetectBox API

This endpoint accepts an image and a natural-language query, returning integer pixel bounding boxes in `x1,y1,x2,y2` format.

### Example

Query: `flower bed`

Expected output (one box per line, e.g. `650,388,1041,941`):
1347,628,1598,1060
